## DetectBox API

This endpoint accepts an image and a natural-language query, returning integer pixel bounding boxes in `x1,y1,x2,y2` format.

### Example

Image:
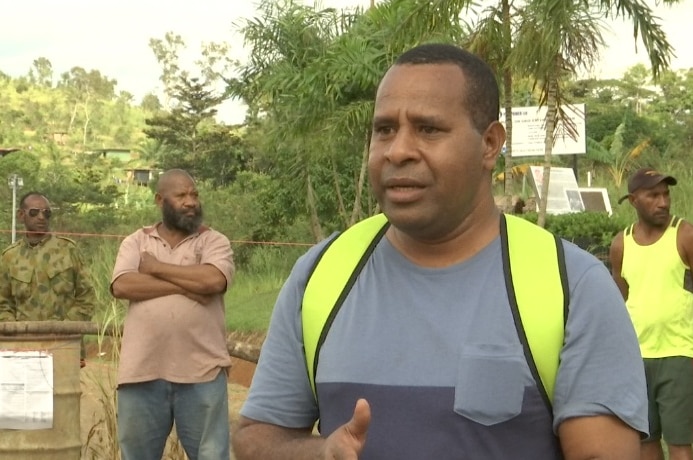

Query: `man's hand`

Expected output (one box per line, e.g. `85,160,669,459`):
320,399,371,459
139,251,160,276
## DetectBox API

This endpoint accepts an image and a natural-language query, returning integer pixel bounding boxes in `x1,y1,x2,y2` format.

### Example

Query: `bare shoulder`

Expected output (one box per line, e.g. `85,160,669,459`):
610,230,625,251
675,219,693,267
677,219,693,238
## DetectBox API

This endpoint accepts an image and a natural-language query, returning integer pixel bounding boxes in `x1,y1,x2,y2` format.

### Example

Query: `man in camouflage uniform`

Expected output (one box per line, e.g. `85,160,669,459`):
0,192,95,364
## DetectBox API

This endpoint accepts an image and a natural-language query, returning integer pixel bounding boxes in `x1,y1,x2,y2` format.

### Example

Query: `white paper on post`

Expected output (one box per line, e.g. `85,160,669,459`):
0,350,54,429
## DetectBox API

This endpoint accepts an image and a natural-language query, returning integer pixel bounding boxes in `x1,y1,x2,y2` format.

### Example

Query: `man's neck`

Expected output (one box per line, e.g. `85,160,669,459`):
157,223,194,248
25,233,50,246
633,218,670,245
386,206,501,268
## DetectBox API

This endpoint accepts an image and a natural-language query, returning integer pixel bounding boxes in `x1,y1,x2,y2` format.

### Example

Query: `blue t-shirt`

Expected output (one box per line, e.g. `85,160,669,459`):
241,235,648,459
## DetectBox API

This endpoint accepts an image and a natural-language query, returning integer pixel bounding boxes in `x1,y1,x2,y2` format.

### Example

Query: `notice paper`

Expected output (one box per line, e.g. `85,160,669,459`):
0,350,53,429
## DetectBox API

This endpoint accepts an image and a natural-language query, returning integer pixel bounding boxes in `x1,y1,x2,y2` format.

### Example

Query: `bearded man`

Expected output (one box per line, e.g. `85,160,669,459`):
111,169,234,460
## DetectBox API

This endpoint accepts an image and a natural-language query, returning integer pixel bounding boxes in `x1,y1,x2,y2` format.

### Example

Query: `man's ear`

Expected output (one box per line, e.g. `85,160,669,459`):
482,121,506,170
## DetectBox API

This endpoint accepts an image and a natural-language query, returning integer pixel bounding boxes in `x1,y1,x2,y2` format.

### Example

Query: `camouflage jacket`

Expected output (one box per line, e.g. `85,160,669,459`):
0,234,96,322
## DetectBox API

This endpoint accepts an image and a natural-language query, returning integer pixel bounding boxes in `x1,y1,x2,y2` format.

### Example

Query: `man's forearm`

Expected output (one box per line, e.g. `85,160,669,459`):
147,262,226,295
111,272,185,301
233,423,322,460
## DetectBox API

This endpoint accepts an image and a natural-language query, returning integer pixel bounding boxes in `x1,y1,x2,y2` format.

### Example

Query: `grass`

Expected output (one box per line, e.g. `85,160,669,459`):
225,272,283,332
225,244,305,332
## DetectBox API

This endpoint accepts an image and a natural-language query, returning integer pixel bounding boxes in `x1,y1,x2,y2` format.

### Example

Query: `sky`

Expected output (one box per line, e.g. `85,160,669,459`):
1,0,692,124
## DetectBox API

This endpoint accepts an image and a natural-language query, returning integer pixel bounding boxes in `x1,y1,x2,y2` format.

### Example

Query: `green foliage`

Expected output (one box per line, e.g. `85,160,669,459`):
199,175,313,266
226,245,305,332
143,76,245,186
584,113,654,187
521,211,628,249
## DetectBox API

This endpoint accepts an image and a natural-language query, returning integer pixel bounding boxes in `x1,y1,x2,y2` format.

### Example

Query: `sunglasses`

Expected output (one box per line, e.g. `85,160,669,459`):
25,208,52,218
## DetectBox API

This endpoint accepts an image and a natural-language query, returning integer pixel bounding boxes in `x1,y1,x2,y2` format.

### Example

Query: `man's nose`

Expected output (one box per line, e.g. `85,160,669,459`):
384,128,419,163
182,197,198,207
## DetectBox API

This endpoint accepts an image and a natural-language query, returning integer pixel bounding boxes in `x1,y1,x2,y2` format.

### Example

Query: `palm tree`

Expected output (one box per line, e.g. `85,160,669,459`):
228,0,365,240
511,0,679,227
230,0,680,233
400,0,678,225
585,117,649,187
463,0,518,195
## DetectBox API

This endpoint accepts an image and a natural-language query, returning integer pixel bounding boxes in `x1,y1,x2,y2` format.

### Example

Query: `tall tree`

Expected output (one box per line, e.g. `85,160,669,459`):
387,0,678,224
149,32,186,106
229,0,365,239
144,76,244,185
140,93,163,113
28,57,53,88
619,64,655,115
463,0,519,195
229,0,470,239
511,0,679,227
57,67,117,146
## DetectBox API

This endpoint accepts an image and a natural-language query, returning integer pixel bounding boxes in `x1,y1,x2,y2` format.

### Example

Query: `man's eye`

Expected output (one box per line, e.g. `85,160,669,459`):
374,126,393,135
421,126,438,134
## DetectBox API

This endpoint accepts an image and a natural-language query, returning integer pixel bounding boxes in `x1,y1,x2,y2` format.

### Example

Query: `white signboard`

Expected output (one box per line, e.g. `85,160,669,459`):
0,351,54,429
499,104,586,157
529,166,583,215
578,187,613,215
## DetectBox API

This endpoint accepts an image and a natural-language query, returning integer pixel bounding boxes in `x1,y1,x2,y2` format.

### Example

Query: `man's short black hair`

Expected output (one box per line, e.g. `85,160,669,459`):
18,192,48,209
394,43,500,133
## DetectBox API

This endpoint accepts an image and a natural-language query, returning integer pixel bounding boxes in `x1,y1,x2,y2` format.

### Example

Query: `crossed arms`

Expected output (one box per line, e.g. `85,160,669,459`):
110,234,229,304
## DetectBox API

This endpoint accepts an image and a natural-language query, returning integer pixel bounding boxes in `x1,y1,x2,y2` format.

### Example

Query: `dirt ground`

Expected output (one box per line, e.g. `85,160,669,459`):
79,337,258,459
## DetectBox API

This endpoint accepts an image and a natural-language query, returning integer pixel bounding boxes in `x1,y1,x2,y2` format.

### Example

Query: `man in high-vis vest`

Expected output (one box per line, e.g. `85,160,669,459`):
233,43,647,460
610,168,693,460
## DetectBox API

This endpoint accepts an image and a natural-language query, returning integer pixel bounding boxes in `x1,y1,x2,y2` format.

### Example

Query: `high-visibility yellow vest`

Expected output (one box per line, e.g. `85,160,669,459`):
302,213,568,412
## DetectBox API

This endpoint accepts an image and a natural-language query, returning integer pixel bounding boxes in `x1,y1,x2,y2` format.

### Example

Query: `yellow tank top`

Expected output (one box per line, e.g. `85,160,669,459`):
622,216,693,358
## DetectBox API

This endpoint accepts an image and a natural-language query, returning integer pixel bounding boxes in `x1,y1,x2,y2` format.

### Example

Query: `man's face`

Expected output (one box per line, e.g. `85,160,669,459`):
19,195,51,236
159,179,203,235
631,182,671,228
368,63,503,241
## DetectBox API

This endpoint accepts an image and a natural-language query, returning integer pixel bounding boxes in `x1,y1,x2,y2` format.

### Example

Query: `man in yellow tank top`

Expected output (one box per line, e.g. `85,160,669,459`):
610,167,693,460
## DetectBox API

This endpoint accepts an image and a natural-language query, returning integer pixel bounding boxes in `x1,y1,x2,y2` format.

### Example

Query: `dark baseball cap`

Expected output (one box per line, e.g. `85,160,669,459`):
617,168,677,204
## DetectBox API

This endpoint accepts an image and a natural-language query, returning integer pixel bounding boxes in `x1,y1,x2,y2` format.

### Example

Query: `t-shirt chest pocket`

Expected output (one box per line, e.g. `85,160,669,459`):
454,343,531,426
179,247,203,265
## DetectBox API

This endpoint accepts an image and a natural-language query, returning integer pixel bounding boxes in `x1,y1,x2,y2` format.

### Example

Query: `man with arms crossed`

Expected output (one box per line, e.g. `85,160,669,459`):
610,168,693,460
111,169,234,460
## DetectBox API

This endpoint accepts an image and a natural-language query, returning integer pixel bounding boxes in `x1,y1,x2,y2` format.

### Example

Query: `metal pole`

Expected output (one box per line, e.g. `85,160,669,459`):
10,174,17,244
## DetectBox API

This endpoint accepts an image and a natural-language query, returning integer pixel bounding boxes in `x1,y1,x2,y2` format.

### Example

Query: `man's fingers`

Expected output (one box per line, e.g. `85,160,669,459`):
321,399,371,459
346,398,371,442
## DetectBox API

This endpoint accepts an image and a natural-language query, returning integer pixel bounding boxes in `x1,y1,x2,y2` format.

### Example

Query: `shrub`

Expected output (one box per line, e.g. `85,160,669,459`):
521,211,630,267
